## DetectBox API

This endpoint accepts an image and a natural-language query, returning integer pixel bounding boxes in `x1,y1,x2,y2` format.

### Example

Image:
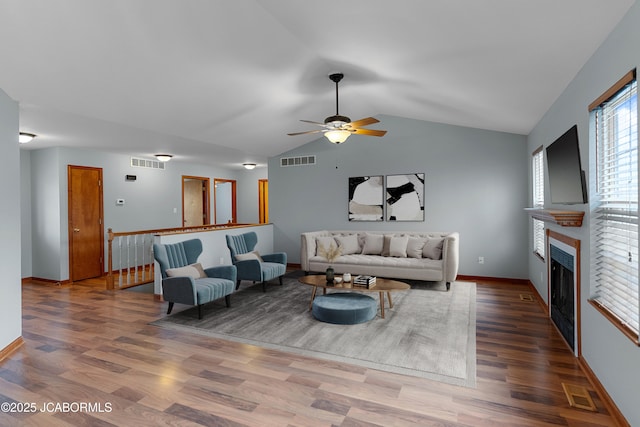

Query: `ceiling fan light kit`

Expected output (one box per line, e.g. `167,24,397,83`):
325,129,351,144
288,73,386,144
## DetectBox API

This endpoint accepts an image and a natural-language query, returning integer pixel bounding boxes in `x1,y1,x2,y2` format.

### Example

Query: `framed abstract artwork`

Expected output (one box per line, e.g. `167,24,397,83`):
348,176,384,221
385,173,425,221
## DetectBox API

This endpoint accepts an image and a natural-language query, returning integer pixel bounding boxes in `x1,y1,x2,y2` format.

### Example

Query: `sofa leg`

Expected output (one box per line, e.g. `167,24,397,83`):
236,280,241,290
198,305,203,319
262,281,267,293
279,276,283,286
446,282,451,291
225,294,231,307
167,302,174,314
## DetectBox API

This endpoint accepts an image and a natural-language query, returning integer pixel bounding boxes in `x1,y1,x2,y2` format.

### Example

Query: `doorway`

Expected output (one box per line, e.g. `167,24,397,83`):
214,178,237,224
68,165,104,281
259,179,269,223
182,176,210,226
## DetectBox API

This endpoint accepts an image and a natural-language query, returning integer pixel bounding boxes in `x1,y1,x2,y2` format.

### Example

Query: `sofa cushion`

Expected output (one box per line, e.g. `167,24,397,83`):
381,235,393,256
166,263,206,279
423,238,444,260
362,233,384,255
406,237,427,258
389,235,409,257
335,234,360,255
315,254,443,270
316,236,338,255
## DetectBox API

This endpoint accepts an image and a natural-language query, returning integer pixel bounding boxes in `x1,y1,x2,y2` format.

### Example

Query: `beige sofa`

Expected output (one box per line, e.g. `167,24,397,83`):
300,230,459,290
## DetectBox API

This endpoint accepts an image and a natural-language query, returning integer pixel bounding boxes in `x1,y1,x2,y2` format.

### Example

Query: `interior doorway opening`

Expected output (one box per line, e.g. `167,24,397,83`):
259,179,269,223
182,176,210,227
214,178,237,224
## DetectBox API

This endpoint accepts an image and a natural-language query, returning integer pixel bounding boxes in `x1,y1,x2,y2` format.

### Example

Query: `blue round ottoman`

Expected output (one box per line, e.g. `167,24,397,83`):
311,293,377,324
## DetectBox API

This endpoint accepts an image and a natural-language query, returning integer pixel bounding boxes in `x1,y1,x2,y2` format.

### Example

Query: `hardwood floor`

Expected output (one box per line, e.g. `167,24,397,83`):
0,278,623,426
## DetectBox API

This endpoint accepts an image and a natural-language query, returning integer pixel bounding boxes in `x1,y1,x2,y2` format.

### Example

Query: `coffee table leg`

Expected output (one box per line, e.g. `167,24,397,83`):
387,291,393,308
379,292,385,319
309,286,317,311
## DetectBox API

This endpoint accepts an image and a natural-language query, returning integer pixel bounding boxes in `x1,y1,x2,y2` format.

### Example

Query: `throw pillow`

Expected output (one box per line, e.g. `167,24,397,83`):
316,236,338,256
334,234,359,255
166,263,206,279
406,237,427,258
381,234,393,256
423,238,444,260
362,233,384,255
389,235,409,257
235,251,263,262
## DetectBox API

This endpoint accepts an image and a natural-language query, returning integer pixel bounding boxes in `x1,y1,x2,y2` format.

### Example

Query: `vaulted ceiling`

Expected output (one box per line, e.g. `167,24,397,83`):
0,0,635,168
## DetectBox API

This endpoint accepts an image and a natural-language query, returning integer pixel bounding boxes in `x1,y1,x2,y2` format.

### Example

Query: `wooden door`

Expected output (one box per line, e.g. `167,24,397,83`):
259,179,269,223
182,176,210,226
68,165,104,281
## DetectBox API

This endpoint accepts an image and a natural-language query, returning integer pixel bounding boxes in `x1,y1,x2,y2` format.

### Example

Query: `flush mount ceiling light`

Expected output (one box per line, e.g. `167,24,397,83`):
155,154,173,162
243,163,257,170
19,132,36,144
288,73,387,144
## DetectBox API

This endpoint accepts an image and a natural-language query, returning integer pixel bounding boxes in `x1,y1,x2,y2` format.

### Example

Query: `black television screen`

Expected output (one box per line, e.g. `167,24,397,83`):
545,125,588,204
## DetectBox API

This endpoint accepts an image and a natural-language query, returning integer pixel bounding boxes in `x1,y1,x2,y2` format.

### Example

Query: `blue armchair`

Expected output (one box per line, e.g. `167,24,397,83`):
225,231,287,292
153,238,236,319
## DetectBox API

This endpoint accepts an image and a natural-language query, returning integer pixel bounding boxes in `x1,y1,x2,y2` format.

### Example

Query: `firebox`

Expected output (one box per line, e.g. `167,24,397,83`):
550,244,575,351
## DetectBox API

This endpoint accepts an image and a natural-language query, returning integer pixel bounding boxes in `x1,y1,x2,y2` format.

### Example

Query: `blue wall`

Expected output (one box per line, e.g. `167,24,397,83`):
527,3,640,424
269,114,528,279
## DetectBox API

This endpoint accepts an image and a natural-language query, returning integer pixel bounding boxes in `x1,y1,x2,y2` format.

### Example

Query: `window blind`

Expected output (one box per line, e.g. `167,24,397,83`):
590,77,639,339
532,147,545,258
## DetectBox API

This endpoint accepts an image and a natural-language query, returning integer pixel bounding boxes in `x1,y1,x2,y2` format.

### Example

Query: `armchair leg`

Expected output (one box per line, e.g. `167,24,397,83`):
279,276,283,286
198,304,203,319
225,294,231,307
167,302,174,315
446,282,451,291
262,281,267,293
236,280,241,290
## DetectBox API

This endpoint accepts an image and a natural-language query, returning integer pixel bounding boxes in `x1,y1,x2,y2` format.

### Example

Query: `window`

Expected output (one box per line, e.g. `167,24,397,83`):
589,70,639,343
532,146,545,259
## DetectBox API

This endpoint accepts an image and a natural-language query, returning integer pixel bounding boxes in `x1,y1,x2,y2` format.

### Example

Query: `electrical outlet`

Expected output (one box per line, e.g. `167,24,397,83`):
478,256,485,264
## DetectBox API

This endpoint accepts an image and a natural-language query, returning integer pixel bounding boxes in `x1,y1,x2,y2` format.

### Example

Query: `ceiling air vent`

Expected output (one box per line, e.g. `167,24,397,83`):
130,157,166,170
280,155,316,167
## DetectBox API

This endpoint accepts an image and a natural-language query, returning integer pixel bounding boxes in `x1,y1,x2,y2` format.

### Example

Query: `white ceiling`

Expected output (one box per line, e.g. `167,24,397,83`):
0,0,635,169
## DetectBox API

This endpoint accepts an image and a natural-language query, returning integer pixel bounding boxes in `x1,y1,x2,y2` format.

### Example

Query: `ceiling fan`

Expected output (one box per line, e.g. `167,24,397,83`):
288,73,387,144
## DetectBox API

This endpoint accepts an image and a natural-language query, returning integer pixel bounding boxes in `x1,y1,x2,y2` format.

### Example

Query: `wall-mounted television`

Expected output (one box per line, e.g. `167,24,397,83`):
545,125,588,204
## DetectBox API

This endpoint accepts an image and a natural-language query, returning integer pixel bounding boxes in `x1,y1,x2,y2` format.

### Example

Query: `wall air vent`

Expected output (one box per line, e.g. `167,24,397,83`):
280,155,316,167
130,157,166,170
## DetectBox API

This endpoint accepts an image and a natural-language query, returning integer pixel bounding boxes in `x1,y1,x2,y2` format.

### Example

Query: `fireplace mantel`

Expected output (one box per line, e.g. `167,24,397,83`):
525,208,585,227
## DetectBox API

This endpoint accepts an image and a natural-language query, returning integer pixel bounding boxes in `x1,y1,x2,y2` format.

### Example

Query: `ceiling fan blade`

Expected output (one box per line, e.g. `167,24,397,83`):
352,128,387,137
299,119,328,127
287,130,324,136
348,117,379,128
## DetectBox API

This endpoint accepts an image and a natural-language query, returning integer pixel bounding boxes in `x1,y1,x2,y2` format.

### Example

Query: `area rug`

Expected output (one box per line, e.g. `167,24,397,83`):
150,272,476,388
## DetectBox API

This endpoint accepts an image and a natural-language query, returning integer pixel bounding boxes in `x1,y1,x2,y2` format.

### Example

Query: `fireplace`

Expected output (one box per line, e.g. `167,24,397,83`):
547,230,580,356
550,245,575,350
